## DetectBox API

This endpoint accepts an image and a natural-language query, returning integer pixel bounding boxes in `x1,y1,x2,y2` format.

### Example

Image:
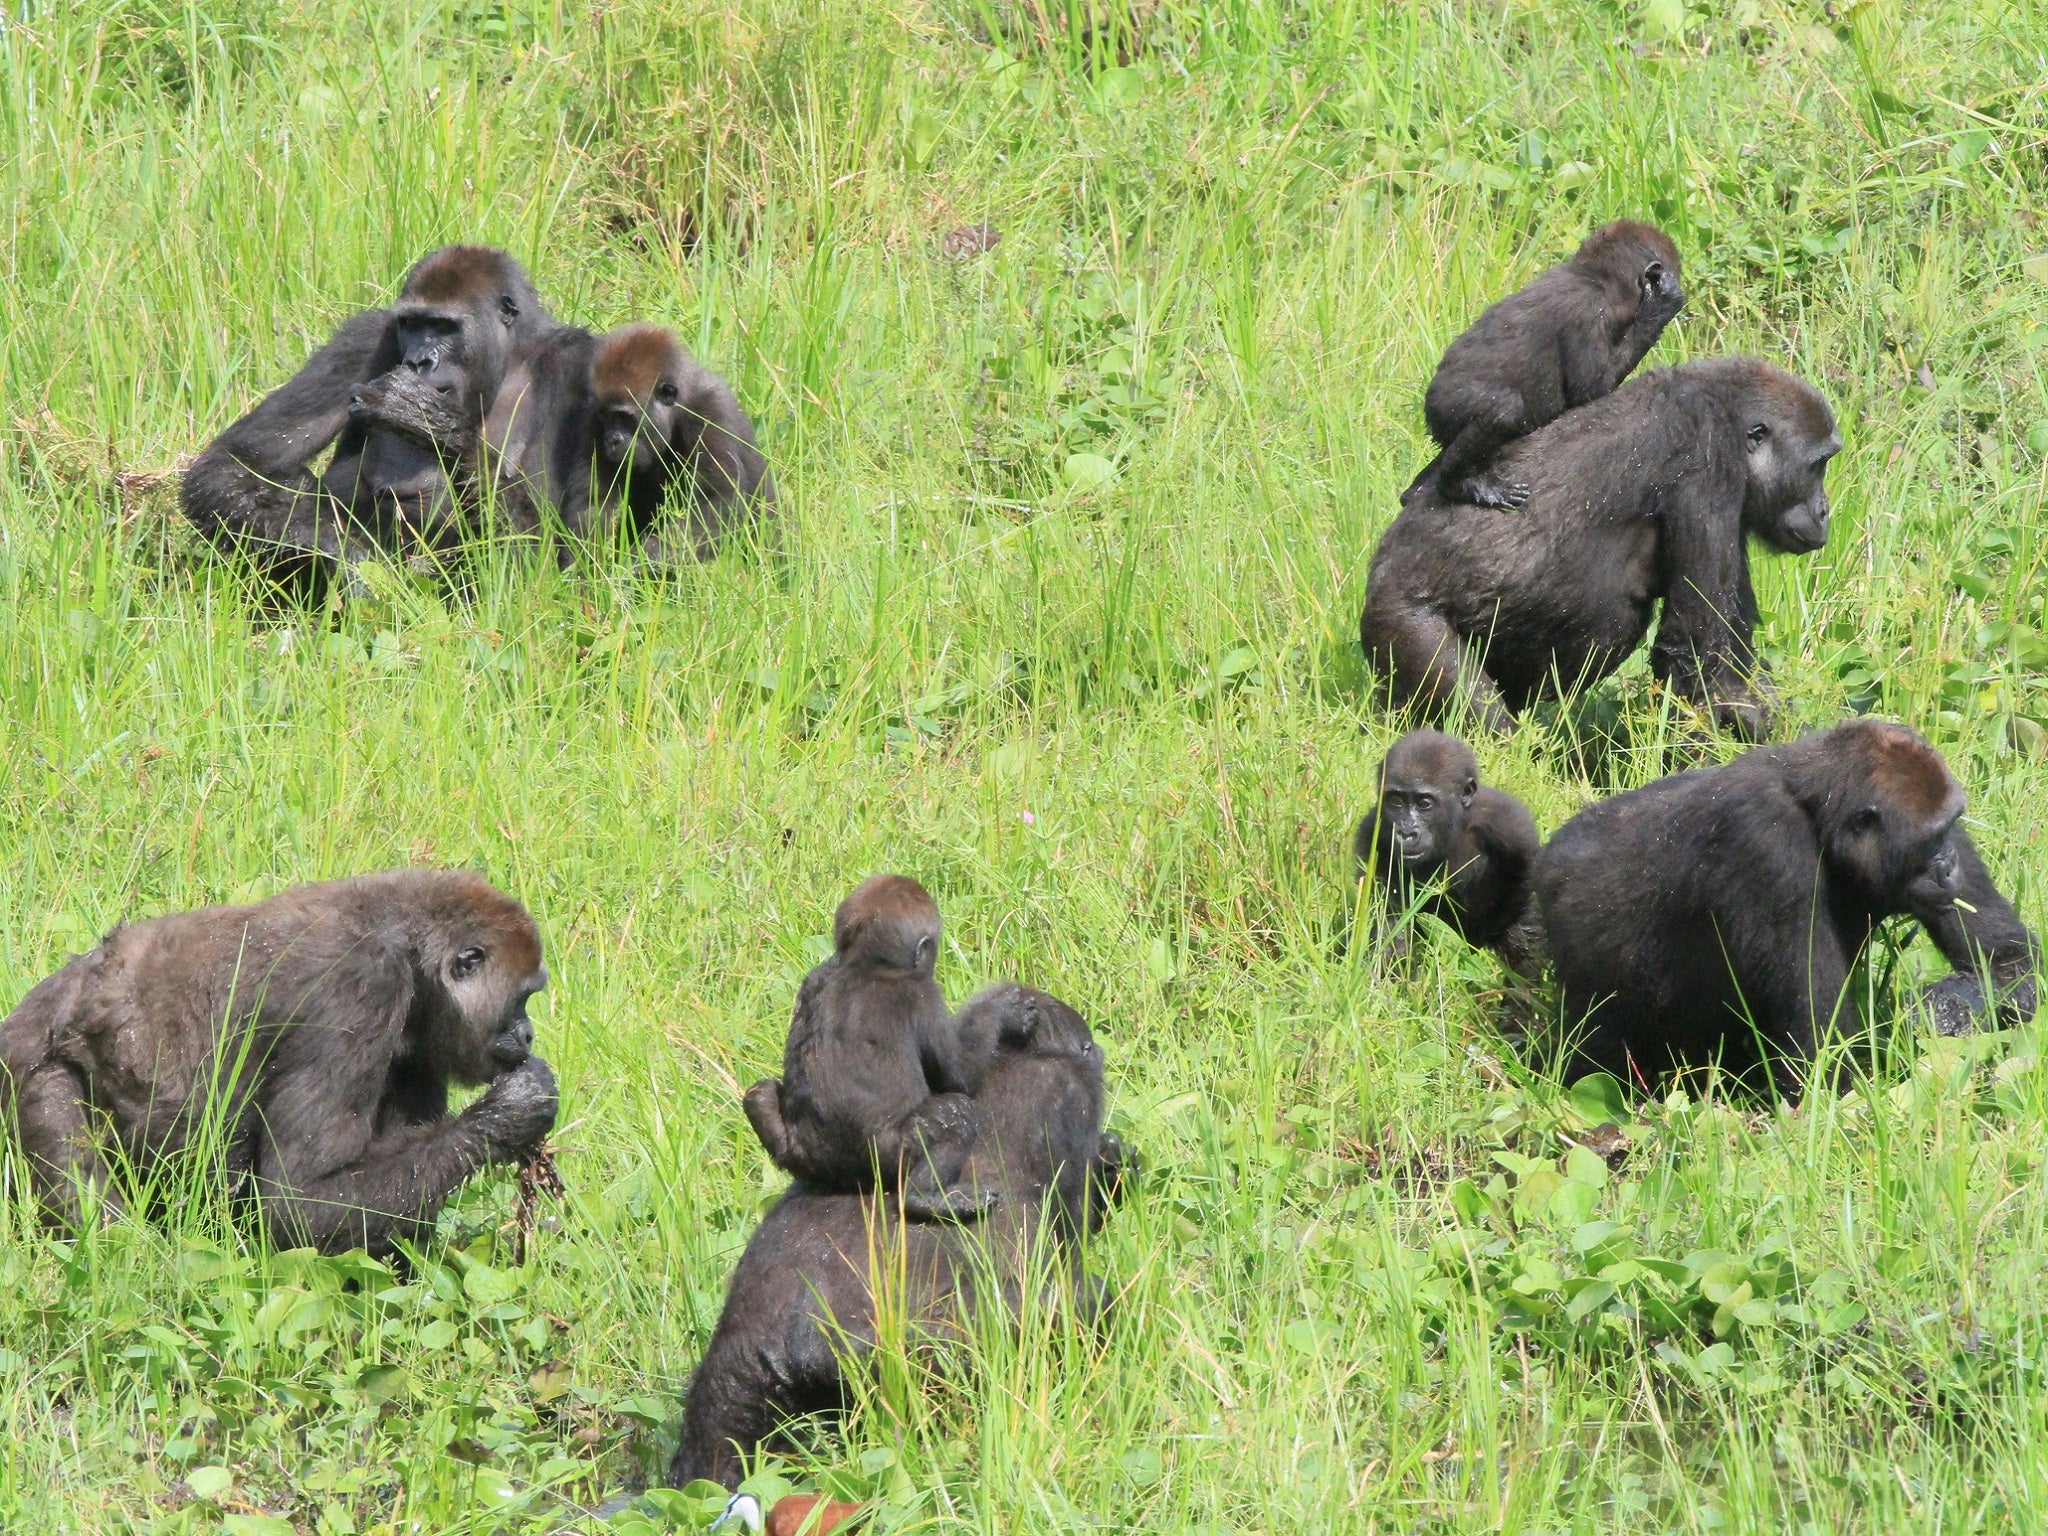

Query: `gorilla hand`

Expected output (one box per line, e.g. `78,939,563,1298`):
348,368,480,457
741,1079,791,1165
1919,975,1985,1038
469,1054,559,1158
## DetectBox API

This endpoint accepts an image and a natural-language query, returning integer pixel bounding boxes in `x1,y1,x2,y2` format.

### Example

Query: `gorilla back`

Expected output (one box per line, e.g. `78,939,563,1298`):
1363,358,1838,740
669,984,1125,1490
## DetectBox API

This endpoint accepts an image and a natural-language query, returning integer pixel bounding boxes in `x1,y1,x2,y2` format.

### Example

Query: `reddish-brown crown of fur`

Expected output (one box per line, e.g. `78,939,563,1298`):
834,873,941,955
591,324,681,403
402,245,526,305
1841,720,1964,825
420,869,544,976
1575,219,1681,278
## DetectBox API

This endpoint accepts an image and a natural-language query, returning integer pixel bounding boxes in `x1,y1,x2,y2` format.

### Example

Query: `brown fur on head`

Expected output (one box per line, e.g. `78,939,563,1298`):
1839,719,1964,824
399,245,537,309
592,324,683,404
833,874,941,975
385,868,548,1084
590,324,703,477
1793,720,1966,904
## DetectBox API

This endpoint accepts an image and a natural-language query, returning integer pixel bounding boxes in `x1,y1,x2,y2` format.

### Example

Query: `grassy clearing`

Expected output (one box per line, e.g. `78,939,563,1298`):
3,0,2048,1530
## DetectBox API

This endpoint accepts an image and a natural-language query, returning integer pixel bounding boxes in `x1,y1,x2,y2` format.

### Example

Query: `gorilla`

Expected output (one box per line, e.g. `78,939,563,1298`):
1409,220,1684,509
182,246,581,593
0,870,557,1254
1363,357,1839,741
553,324,773,565
1534,719,2039,1101
1354,729,1541,976
744,876,996,1222
670,983,1131,1490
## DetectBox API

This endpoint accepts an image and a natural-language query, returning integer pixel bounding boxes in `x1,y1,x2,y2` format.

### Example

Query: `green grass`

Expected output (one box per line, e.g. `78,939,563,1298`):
4,0,2048,1530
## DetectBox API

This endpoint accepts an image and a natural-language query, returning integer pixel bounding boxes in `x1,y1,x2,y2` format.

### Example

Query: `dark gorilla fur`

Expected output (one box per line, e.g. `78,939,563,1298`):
1409,220,1684,509
672,983,1129,1490
544,324,772,564
0,870,557,1255
181,246,582,593
1354,729,1541,976
1534,719,2039,1101
743,876,995,1222
1363,357,1840,741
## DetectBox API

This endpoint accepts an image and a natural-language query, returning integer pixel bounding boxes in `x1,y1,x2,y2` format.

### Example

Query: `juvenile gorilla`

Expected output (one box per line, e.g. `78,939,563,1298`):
1534,719,2039,1101
743,876,995,1221
0,870,557,1255
547,324,773,564
1363,357,1839,741
1409,220,1684,508
674,984,1128,1490
183,246,582,593
1354,730,1541,976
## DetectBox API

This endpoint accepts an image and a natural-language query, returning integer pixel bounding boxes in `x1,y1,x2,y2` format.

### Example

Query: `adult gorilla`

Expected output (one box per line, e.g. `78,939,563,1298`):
1534,719,2038,1101
181,246,581,594
668,984,1132,1490
1363,358,1839,741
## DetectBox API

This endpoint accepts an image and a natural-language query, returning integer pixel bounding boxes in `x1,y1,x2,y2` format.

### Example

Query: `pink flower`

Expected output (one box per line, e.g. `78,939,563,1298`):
1019,811,1036,825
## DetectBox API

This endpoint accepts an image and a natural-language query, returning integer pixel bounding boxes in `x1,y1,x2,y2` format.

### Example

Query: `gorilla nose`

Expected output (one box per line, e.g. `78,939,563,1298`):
490,1019,534,1065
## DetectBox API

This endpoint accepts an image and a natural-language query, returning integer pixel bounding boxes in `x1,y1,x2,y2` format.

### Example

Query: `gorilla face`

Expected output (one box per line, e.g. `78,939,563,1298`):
1743,388,1841,555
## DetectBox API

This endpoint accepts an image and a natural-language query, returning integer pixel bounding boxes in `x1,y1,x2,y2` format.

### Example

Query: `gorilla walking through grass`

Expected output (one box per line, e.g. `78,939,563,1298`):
1364,357,1839,741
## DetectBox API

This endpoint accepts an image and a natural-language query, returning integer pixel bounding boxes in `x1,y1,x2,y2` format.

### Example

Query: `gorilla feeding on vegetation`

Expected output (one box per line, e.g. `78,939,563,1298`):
1533,719,2039,1101
744,875,997,1222
0,870,557,1255
1407,220,1684,509
181,249,770,593
1354,729,1541,977
182,246,573,593
672,983,1133,1490
1363,357,1839,741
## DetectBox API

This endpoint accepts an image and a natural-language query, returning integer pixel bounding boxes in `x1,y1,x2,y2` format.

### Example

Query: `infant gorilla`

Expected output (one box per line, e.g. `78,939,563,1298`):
744,875,1020,1221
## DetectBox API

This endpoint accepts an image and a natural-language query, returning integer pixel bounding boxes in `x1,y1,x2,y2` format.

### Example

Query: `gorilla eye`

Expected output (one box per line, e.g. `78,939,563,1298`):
450,945,488,979
1747,423,1770,448
1415,794,1435,811
1849,806,1881,833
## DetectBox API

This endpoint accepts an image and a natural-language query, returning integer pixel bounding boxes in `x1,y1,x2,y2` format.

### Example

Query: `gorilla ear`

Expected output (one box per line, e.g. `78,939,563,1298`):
1746,422,1770,450
498,294,520,326
1643,260,1666,285
1462,776,1478,804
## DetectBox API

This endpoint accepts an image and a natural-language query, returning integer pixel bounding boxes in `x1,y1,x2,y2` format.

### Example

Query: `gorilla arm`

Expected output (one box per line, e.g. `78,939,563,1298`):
1911,829,2040,1030
1645,460,1770,741
251,945,556,1255
1458,786,1541,937
181,310,395,574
